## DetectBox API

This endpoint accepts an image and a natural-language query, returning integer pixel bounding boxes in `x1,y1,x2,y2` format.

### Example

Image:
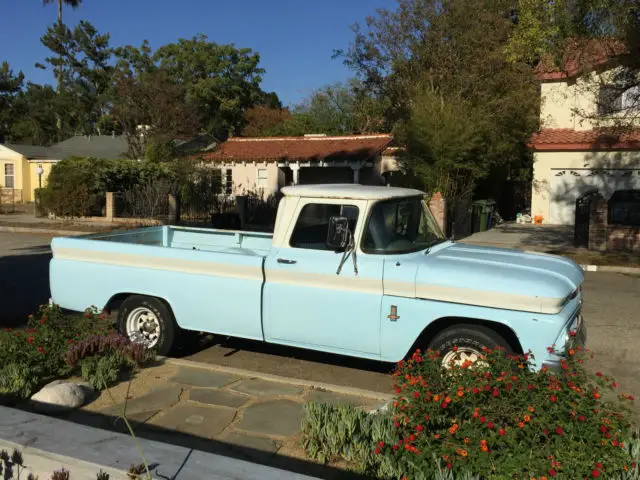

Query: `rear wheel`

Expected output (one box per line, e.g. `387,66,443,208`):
427,324,512,369
118,295,176,356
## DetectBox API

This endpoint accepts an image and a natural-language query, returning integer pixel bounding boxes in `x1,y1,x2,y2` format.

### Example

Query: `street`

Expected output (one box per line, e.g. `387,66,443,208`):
1,231,638,399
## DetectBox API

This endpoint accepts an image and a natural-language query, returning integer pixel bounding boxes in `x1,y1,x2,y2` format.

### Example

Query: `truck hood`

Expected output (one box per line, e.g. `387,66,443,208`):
413,243,584,314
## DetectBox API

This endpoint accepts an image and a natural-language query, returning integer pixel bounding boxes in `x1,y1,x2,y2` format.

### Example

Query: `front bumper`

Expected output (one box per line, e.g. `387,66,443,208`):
541,311,587,372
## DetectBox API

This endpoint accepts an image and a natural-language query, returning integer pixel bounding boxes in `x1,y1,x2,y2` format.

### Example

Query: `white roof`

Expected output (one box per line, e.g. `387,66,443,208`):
280,184,425,200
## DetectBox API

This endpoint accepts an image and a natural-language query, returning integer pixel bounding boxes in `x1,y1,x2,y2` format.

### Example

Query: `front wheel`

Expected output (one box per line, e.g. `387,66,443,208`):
427,324,512,369
118,295,176,356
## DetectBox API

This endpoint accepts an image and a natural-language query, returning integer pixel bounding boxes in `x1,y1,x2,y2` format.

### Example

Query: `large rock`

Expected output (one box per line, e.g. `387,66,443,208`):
30,380,94,414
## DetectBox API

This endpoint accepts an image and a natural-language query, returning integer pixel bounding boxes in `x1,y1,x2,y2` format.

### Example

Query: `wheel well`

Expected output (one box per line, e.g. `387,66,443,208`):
407,317,523,358
104,293,175,318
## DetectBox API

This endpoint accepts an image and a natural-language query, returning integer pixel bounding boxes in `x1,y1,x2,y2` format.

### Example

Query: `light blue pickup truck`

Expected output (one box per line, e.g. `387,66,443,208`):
49,184,586,370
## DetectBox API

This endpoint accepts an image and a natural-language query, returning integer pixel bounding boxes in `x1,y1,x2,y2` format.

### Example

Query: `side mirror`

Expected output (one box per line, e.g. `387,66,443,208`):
326,216,350,250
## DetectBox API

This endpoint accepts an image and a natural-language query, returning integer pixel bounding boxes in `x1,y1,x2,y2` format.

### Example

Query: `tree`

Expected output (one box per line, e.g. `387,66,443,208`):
154,34,267,139
111,68,201,161
8,83,61,145
241,106,293,137
39,20,114,135
42,0,83,89
338,0,539,195
506,0,640,127
0,62,24,141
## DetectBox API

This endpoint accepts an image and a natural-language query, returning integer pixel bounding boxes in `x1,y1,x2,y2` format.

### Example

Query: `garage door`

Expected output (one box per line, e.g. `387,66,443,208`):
549,168,640,225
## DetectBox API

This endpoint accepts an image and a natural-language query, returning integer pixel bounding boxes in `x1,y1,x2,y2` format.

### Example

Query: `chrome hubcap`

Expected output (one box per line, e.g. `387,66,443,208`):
126,307,161,348
441,347,487,370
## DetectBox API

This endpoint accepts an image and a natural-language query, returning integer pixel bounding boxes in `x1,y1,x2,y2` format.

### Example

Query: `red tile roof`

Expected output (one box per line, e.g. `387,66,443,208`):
195,134,394,162
528,128,640,151
535,38,629,80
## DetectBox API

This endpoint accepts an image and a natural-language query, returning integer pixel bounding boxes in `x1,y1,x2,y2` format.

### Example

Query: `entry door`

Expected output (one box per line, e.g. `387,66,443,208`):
263,200,384,357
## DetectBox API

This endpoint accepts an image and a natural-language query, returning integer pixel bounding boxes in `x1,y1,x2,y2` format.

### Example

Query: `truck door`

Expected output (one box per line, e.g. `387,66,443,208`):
263,199,384,357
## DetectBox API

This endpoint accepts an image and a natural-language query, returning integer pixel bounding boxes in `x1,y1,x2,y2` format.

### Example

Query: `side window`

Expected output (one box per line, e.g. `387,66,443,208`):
289,203,359,250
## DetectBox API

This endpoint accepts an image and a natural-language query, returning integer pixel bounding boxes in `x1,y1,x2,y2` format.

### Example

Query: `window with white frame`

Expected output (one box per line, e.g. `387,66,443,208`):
257,168,268,187
4,164,14,188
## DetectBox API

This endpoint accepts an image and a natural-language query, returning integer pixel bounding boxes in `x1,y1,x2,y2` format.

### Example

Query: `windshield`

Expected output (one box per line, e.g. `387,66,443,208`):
361,196,446,254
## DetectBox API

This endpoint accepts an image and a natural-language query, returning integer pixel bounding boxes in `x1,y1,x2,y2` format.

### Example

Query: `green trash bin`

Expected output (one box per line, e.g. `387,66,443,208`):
472,200,497,233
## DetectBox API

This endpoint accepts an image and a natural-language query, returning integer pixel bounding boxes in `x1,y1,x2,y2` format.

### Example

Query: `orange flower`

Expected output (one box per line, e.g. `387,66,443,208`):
518,422,525,428
481,445,489,452
524,415,531,422
528,406,534,413
456,448,468,457
433,395,440,402
569,348,576,356
464,437,470,444
445,396,452,404
457,390,464,398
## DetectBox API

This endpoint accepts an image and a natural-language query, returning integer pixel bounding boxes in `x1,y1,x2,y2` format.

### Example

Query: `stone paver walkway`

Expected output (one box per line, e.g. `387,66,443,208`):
77,363,381,464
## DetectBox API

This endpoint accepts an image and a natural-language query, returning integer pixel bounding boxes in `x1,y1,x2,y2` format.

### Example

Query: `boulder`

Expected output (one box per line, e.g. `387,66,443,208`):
30,380,95,414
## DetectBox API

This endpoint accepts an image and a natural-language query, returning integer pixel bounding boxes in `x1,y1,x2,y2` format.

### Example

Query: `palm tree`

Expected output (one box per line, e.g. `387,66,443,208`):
42,0,83,89
42,0,82,26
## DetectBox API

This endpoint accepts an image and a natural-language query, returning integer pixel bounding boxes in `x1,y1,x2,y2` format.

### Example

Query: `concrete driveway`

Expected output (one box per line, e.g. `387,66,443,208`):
1,232,638,411
461,222,573,250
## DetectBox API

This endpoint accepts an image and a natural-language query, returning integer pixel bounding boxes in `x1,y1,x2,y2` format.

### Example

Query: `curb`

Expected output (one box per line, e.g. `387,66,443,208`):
0,225,91,236
579,264,640,274
161,356,393,402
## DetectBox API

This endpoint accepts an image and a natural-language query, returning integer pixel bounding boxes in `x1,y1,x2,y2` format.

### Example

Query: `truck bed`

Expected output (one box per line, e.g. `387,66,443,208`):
50,225,274,340
86,225,273,257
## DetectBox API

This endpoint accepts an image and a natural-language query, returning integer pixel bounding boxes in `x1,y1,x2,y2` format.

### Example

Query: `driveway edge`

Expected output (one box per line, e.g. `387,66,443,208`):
579,264,640,274
0,225,90,236
161,356,393,402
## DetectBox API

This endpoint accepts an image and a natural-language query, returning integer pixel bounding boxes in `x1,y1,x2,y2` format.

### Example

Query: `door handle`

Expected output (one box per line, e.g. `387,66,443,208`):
277,258,297,264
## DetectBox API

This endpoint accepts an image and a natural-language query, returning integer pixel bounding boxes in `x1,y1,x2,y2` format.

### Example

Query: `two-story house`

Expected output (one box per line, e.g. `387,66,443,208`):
529,40,640,225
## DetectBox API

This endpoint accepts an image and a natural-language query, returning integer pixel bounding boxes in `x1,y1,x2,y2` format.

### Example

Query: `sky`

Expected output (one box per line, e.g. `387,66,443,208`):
1,0,397,107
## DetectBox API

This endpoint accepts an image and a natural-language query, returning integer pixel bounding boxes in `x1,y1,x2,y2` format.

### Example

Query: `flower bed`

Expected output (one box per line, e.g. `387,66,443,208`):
301,346,640,479
0,305,152,402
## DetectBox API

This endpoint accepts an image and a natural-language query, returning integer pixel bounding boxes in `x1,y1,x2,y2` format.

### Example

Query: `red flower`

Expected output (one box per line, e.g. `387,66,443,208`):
413,391,420,399
596,372,602,377
592,470,600,477
549,469,557,477
374,447,381,455
595,462,603,469
394,421,400,428
415,425,424,432
487,422,494,429
37,346,45,355
379,441,385,447
395,388,401,394
27,336,34,344
446,463,453,470
555,427,564,435
543,429,550,435
392,445,399,451
472,387,479,394
499,428,506,435
528,384,534,390
629,395,635,401
40,318,46,325
492,388,499,397
578,415,586,422
600,426,607,433
452,346,458,352
550,395,557,403
479,416,486,423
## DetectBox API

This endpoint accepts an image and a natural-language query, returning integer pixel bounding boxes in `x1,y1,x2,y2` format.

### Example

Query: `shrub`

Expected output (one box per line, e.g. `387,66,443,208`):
384,347,637,478
0,305,114,399
0,363,39,399
301,347,640,479
38,156,175,218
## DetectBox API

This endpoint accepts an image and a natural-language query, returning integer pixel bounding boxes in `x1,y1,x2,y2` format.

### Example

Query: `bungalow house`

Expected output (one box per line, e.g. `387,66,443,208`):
0,135,129,203
529,40,640,225
192,133,400,197
0,133,215,203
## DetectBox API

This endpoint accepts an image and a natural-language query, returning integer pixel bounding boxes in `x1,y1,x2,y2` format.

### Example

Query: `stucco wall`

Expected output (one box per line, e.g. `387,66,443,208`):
26,161,56,202
220,162,280,198
532,150,640,222
540,75,598,130
0,147,27,203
